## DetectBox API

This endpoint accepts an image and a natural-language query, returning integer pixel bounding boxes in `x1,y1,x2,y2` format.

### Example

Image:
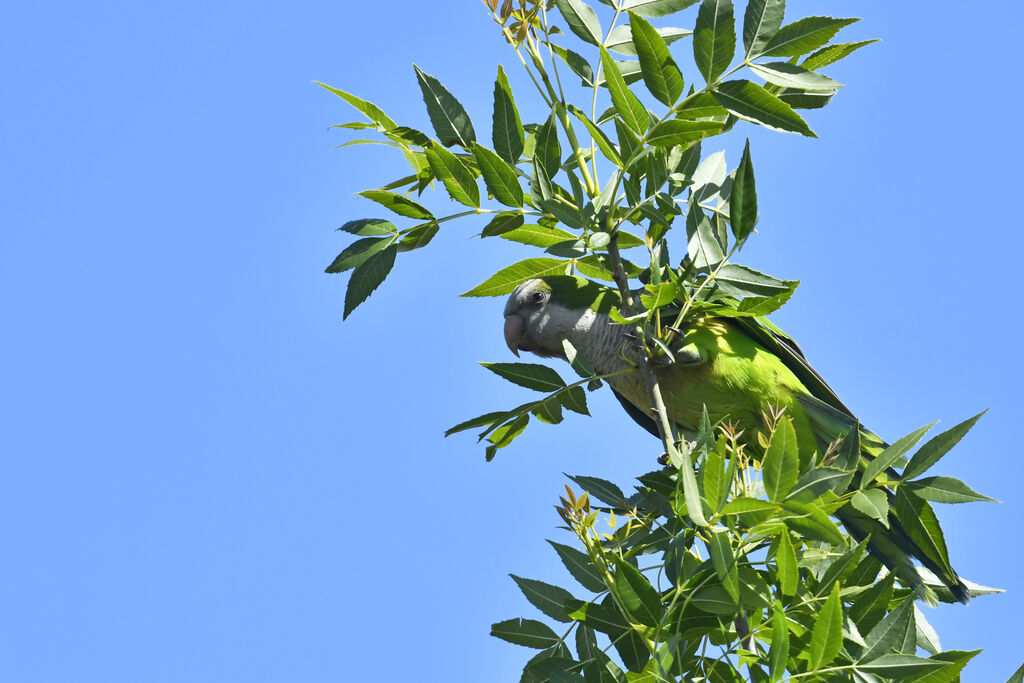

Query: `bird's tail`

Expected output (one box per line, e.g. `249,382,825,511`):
797,395,970,604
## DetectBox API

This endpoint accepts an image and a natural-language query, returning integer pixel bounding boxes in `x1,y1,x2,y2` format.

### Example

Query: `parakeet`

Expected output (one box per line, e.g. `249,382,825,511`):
503,275,969,604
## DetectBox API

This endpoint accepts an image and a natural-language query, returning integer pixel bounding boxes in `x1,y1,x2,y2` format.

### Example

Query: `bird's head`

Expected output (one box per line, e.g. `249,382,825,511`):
502,276,619,358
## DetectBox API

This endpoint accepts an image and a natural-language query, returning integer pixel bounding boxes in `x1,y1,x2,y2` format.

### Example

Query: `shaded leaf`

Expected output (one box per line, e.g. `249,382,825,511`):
762,415,798,501
358,189,434,219
474,144,525,207
493,65,525,164
511,574,577,623
730,138,757,242
338,218,398,236
905,476,997,504
629,12,685,106
805,581,842,671
343,242,397,320
414,64,476,148
425,144,480,207
325,236,397,274
715,263,795,297
713,79,815,136
482,212,526,237
693,0,736,83
743,0,786,59
555,0,603,46
567,474,626,507
775,530,798,596
491,618,560,649
709,529,739,602
481,362,567,392
599,47,650,134
548,541,606,593
903,411,985,480
536,111,563,179
862,422,935,483
859,596,914,663
612,556,663,627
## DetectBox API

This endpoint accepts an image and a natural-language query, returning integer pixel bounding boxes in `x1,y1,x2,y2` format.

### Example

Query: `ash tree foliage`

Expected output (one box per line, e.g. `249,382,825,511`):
322,0,1013,680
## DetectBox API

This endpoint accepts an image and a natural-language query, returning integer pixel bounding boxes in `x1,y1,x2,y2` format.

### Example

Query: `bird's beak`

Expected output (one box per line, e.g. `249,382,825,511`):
504,313,524,357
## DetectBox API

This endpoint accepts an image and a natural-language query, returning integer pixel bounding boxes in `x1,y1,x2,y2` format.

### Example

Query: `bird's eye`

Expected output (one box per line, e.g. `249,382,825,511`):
529,291,545,304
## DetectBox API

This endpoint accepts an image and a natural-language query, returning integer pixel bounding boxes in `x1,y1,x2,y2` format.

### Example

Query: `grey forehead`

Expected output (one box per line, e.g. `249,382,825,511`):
504,279,540,316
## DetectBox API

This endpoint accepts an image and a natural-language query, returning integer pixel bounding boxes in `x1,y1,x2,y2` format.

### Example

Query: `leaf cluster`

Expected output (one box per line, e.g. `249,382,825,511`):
492,415,998,682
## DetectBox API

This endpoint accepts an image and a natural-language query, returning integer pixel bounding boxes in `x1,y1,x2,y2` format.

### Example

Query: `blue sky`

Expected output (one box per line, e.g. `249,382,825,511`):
3,1,1022,680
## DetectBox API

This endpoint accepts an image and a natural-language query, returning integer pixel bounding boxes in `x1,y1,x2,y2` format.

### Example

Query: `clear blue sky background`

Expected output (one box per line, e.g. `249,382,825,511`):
3,1,1022,681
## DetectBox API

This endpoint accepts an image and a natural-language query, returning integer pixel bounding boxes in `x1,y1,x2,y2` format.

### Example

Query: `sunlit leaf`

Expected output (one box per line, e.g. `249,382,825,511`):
414,64,476,148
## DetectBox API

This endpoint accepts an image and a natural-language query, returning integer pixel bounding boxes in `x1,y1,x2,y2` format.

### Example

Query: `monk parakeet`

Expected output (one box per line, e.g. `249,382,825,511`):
503,276,969,604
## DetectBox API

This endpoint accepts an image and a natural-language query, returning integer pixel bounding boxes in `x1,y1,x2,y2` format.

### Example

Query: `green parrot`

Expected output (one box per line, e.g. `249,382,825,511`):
503,275,969,604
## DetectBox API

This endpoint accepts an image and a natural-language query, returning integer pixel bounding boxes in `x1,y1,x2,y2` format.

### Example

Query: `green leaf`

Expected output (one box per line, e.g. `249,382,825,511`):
358,189,434,220
599,47,650,134
325,236,397,274
548,541,606,592
445,410,509,437
850,489,889,526
317,81,397,130
338,218,398,236
605,25,691,57
646,119,723,147
677,445,708,526
473,144,524,207
461,257,569,297
414,64,475,148
531,158,554,205
859,596,913,664
742,0,785,59
629,12,684,106
691,584,738,615
425,144,480,207
566,104,622,166
763,16,859,58
908,650,981,683
397,221,439,252
554,0,603,46
511,574,576,623
560,386,590,415
893,490,955,578
492,65,525,165
801,40,878,71
687,202,726,272
481,212,526,237
490,617,560,649
730,138,757,242
501,223,576,247
343,242,397,320
769,600,789,681
749,61,843,91
762,415,798,501
856,654,947,678
783,499,843,544
805,581,842,671
567,474,626,507
905,476,997,504
721,497,779,515
481,362,567,392
612,557,662,627
485,414,530,458
536,111,563,179
550,44,595,86
620,0,699,18
709,529,739,602
1006,661,1024,683
730,287,796,316
775,530,798,596
640,282,678,310
713,79,815,136
862,422,935,484
693,0,736,84
715,263,795,297
903,411,986,480
849,573,894,634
